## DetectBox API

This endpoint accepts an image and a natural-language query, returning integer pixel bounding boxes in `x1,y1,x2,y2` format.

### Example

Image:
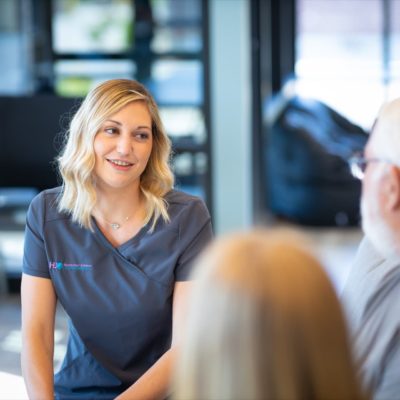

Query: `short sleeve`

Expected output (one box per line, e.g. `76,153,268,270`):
174,198,213,281
23,193,50,279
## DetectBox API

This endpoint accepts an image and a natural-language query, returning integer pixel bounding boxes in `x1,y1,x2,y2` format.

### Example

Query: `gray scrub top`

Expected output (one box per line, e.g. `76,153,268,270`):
23,187,213,399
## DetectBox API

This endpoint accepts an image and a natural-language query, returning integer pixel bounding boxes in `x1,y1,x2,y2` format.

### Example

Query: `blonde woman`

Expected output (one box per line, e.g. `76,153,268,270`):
174,230,365,400
21,79,212,400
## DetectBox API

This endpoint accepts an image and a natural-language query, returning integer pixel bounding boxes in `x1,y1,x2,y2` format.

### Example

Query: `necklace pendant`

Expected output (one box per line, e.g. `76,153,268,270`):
111,223,120,230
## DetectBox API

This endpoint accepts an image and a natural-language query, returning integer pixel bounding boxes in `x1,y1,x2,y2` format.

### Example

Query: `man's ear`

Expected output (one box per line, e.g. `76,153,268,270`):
385,165,400,211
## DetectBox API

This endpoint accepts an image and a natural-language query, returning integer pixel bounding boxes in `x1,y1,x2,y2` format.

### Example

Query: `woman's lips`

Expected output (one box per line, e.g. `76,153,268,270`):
107,158,134,170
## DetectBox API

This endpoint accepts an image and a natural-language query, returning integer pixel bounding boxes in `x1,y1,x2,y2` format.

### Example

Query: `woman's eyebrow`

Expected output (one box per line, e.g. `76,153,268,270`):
104,119,122,125
136,125,152,131
104,120,151,131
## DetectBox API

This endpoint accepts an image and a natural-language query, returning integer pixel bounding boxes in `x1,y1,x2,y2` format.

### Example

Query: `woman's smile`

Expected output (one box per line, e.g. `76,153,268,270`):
106,158,135,170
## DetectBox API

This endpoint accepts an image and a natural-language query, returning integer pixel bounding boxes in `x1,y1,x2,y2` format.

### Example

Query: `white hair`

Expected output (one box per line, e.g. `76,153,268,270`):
370,98,400,161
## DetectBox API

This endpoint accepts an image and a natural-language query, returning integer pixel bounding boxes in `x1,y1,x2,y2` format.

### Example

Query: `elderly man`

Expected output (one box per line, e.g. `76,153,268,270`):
342,98,400,399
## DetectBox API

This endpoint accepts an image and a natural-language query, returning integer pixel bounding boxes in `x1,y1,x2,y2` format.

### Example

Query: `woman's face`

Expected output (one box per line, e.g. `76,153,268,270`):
93,101,153,192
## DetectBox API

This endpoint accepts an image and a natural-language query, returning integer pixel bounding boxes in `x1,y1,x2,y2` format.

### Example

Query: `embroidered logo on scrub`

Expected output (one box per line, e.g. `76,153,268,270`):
49,262,92,271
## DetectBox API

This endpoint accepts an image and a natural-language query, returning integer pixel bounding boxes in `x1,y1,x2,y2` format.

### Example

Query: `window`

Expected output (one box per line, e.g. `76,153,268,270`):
296,0,400,129
0,0,33,94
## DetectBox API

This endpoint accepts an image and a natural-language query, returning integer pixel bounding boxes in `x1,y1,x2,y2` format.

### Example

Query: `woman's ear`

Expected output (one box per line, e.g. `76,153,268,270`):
385,165,400,211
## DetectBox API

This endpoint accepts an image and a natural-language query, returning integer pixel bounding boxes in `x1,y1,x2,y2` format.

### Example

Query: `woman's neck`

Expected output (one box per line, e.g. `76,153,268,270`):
94,184,143,222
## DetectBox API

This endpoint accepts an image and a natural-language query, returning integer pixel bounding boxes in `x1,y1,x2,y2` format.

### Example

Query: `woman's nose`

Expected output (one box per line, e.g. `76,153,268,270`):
116,134,132,155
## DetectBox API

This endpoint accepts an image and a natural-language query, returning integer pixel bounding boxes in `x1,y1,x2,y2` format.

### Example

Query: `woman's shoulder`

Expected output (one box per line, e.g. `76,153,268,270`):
165,188,203,205
28,186,65,221
164,189,211,221
31,186,62,205
165,189,208,211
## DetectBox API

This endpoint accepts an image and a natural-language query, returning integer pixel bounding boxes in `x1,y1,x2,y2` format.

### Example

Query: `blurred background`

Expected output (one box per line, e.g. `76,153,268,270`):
0,0,399,397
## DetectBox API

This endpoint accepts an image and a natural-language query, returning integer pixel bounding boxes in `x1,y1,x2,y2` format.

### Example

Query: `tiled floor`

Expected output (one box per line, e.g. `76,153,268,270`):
0,226,363,399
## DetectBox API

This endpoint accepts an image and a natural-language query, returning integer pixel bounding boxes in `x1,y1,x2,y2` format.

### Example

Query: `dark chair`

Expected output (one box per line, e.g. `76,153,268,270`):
264,95,368,226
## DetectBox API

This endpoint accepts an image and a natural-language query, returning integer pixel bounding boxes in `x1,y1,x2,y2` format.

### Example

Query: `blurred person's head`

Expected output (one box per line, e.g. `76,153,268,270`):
361,98,400,258
174,229,364,400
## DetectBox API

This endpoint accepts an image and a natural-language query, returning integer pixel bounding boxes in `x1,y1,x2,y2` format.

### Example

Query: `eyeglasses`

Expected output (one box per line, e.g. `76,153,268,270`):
348,153,396,180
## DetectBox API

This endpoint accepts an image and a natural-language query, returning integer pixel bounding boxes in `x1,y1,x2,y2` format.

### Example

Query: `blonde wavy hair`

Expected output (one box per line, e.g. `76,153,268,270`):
57,79,174,230
174,229,365,400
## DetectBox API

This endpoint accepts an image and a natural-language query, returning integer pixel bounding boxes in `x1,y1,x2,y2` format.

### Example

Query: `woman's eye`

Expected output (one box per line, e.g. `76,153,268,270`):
104,127,118,135
135,132,150,141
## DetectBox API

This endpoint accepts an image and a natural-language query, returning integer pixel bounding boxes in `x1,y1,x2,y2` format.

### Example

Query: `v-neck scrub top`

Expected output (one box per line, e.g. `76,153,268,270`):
23,187,213,399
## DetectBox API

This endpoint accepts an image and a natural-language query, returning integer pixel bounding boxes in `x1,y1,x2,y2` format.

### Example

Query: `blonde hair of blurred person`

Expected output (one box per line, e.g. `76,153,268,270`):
361,98,400,258
174,230,365,400
57,78,174,230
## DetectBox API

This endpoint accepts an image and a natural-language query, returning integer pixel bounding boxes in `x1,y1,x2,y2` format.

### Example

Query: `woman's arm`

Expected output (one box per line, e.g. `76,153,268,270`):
116,281,193,400
21,273,57,400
